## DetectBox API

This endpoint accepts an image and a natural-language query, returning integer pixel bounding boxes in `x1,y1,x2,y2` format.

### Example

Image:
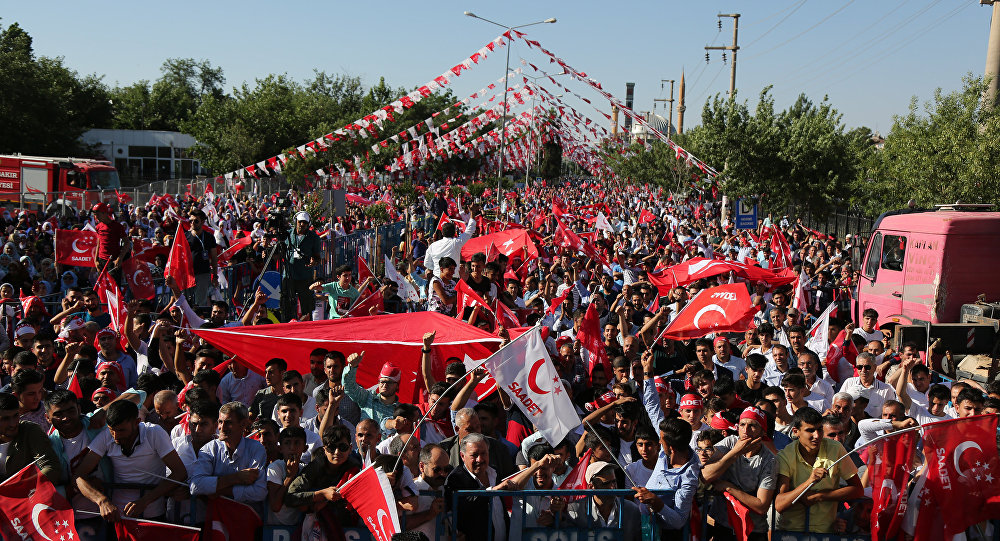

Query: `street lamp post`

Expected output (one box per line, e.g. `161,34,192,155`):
464,11,556,211
523,86,563,185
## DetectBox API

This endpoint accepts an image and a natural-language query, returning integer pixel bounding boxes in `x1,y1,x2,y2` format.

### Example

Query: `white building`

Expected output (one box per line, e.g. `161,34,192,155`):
81,129,208,182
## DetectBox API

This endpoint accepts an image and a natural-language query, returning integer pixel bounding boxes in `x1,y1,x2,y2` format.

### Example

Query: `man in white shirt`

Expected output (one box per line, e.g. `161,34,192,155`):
894,357,953,425
712,336,747,379
839,352,897,417
856,400,917,447
853,308,885,342
796,351,834,408
424,206,479,278
73,401,187,521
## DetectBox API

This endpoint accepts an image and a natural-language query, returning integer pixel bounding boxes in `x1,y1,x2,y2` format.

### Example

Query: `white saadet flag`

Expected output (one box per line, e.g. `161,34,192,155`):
595,211,615,234
806,301,837,360
384,256,420,303
481,327,580,445
792,270,810,315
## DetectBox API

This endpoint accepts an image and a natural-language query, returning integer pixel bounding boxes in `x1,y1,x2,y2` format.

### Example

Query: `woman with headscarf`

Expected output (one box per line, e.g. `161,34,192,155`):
19,255,38,280
60,270,78,296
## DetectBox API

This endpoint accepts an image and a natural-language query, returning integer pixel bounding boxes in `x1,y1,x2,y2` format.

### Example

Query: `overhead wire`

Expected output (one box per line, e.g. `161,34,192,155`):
741,1,810,29
785,0,944,84
801,1,973,90
798,0,956,86
744,0,857,61
743,0,808,49
780,1,909,80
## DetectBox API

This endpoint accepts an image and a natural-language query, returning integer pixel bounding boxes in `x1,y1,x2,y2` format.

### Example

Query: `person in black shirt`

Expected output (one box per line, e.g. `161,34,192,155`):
735,354,769,407
186,210,219,306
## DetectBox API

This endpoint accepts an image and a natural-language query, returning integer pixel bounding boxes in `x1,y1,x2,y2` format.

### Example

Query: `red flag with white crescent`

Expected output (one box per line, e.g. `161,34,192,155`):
54,229,98,267
164,228,196,290
217,235,252,268
558,448,593,502
869,430,918,541
337,465,401,541
0,465,78,541
918,415,1000,539
659,283,756,340
577,302,611,384
123,258,156,300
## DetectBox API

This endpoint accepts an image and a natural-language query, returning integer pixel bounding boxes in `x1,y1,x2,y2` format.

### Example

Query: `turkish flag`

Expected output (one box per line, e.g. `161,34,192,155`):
638,208,656,225
869,429,918,541
201,497,262,541
824,329,858,385
647,257,797,297
123,258,156,300
660,283,756,340
54,229,98,267
347,290,384,317
217,235,252,267
132,238,170,264
495,300,521,329
0,465,78,541
357,254,375,285
558,449,592,502
920,415,1000,538
577,302,611,384
455,279,495,321
723,492,756,541
115,518,200,541
545,286,572,316
165,229,196,290
337,465,401,541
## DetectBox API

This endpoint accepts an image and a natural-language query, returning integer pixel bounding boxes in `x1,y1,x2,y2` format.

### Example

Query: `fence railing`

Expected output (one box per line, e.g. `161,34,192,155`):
787,206,875,270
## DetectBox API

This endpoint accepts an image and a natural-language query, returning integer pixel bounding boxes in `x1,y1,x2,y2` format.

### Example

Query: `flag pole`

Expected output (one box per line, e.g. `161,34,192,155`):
583,420,639,488
789,424,923,505
76,510,201,531
391,323,540,475
0,457,43,487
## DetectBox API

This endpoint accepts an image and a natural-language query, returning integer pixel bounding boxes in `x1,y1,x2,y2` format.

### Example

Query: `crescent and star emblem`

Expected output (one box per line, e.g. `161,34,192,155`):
527,358,550,395
953,440,983,479
31,504,54,541
693,304,727,329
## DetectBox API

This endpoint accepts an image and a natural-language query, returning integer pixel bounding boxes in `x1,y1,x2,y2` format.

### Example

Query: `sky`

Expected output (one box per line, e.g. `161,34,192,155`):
3,0,990,136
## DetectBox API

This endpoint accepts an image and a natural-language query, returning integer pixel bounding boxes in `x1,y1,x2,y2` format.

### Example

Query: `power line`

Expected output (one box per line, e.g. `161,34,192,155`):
743,0,807,48
803,1,972,91
791,0,951,89
744,0,857,61
694,64,728,105
686,25,723,101
781,1,909,81
742,1,808,29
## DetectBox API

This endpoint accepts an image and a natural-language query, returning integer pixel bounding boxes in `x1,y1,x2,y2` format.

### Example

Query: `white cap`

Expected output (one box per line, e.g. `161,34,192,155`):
294,211,310,223
848,386,871,402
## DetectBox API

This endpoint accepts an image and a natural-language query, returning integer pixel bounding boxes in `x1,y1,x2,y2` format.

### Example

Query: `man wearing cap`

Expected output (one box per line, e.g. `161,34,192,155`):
566,461,641,541
701,407,777,541
284,211,322,320
93,202,131,277
342,351,399,437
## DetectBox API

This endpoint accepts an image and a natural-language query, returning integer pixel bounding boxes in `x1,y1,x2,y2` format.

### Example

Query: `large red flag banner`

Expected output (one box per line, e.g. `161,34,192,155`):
0,465,78,541
659,283,757,340
337,465,401,541
870,429,918,541
54,229,98,267
920,415,1000,538
193,312,502,404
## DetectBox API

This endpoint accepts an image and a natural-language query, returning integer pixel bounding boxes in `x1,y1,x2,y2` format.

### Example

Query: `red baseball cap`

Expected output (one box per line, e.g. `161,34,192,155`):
92,202,112,214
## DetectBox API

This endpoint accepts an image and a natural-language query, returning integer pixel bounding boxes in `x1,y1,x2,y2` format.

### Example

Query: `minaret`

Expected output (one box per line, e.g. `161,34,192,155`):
677,70,686,135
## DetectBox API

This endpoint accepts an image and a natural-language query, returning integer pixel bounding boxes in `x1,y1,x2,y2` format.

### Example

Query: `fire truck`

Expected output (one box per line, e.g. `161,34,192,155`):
0,154,121,212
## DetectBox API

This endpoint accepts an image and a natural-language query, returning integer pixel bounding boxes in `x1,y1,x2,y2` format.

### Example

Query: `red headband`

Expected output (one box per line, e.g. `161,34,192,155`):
739,406,767,429
678,393,703,410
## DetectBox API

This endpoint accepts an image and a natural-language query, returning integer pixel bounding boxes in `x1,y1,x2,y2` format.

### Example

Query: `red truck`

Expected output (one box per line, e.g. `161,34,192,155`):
0,154,120,212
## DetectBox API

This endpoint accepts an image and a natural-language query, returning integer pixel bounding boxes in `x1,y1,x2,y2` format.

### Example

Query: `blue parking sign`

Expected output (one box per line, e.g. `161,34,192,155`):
735,198,758,230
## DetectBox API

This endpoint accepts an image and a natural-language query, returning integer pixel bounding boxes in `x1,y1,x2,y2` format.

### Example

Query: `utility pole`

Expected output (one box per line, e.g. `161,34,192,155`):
705,13,740,98
653,79,675,139
983,1,1000,108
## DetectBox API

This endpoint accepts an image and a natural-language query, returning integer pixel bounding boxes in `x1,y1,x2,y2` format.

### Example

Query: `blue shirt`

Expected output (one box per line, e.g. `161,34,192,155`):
189,437,268,508
645,451,700,530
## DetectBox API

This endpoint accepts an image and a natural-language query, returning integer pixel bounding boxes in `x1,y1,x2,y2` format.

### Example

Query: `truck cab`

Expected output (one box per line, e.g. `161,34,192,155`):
0,154,120,211
854,204,1000,326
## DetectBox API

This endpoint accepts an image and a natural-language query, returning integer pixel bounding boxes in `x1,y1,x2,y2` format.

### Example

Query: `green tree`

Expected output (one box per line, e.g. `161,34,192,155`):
859,75,1000,213
0,20,111,155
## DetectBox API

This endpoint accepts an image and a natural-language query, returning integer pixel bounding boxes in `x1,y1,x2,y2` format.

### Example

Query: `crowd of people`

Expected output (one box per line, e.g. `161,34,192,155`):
0,177,996,541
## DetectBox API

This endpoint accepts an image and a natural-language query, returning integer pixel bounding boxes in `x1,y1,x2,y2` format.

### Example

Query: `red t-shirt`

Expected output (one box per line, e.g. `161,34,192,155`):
96,220,127,260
